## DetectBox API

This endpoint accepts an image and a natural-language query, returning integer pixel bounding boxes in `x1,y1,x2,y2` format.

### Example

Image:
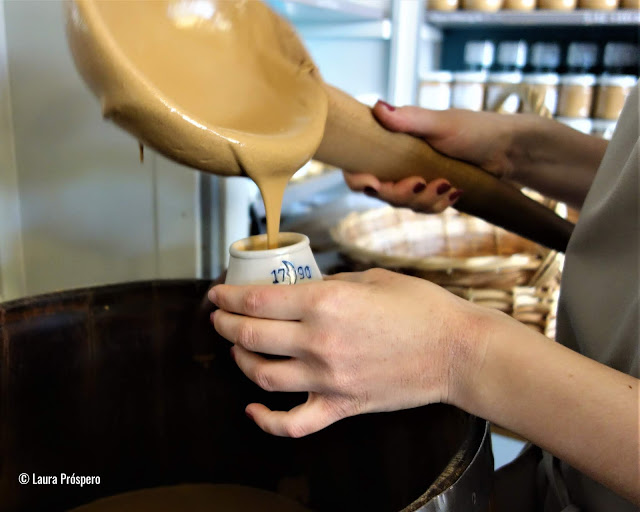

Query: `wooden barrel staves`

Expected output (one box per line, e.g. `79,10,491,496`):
0,280,493,512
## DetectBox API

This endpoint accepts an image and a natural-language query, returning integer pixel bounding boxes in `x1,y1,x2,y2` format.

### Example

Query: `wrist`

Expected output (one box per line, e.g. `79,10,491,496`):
504,114,607,207
503,114,550,185
444,301,505,413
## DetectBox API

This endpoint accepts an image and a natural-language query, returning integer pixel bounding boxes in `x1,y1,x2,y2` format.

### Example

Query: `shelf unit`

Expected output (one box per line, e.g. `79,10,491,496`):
420,8,640,81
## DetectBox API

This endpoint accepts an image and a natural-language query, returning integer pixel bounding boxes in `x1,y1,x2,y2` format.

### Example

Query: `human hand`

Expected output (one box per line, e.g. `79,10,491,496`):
344,102,521,213
209,269,487,437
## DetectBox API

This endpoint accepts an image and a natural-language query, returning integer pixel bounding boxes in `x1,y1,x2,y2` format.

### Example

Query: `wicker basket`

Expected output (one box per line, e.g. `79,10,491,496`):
330,207,562,337
330,85,564,338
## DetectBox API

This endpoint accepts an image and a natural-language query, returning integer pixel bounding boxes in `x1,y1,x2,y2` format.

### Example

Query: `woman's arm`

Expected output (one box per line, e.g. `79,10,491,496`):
209,270,639,504
506,113,608,208
458,305,640,505
345,104,609,211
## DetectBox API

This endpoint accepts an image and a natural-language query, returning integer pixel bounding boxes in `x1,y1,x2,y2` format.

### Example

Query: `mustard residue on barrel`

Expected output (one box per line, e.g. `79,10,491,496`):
69,483,312,512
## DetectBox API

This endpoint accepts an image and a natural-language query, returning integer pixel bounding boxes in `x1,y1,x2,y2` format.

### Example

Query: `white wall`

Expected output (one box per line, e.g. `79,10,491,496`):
0,0,203,300
0,0,26,301
305,36,390,100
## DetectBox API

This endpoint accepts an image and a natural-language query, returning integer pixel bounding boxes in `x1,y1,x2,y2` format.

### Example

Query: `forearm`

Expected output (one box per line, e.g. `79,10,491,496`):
508,115,608,210
453,308,639,504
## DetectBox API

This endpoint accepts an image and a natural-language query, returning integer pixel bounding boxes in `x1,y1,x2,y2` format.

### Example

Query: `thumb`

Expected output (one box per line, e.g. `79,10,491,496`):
245,394,344,438
342,171,381,194
372,100,451,142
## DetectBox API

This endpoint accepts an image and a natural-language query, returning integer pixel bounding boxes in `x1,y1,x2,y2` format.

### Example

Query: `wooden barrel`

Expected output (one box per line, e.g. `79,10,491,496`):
0,280,493,512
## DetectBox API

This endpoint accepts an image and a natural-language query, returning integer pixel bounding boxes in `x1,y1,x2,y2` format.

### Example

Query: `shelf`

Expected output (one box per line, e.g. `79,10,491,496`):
424,9,640,26
269,0,390,23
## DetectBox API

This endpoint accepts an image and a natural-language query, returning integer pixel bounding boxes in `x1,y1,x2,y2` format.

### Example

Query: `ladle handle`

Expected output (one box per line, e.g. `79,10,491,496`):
314,85,574,253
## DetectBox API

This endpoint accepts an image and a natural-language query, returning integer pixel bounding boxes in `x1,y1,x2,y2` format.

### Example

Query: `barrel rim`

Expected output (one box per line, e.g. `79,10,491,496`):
402,416,491,511
0,279,213,311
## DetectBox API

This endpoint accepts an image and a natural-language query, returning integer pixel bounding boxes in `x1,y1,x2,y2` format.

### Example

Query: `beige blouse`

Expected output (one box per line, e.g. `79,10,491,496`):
543,85,639,511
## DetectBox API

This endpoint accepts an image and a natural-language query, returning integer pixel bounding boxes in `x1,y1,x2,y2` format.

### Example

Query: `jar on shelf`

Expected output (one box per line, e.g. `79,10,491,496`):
451,71,488,111
419,71,453,110
461,0,503,12
485,71,522,113
593,75,637,120
592,43,639,120
566,42,599,74
602,42,639,76
578,0,618,9
427,0,460,11
555,117,593,135
591,119,617,140
503,0,536,10
556,74,597,118
537,0,576,10
497,40,528,72
464,40,495,71
522,73,560,115
530,42,561,73
522,42,561,115
482,41,527,113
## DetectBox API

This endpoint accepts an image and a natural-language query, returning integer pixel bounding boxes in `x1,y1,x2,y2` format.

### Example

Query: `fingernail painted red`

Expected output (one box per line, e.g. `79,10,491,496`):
364,186,378,197
436,183,452,195
449,190,464,202
413,182,427,194
378,100,396,112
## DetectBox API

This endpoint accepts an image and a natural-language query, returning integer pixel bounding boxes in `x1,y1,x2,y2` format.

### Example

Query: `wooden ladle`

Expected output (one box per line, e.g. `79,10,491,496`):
65,0,573,252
